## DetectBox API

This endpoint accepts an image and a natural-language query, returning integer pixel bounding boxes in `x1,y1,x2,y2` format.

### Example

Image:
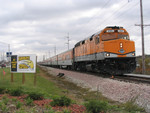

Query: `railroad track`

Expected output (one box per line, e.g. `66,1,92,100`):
40,65,150,84
114,74,150,84
84,71,150,84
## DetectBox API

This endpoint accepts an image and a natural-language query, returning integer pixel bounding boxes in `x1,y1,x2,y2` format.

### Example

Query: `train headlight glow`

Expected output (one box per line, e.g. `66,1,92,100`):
132,53,135,56
120,43,123,48
106,53,110,56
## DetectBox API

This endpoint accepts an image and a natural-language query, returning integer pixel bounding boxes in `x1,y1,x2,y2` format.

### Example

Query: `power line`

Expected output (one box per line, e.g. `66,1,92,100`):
84,0,129,38
71,0,113,39
85,0,112,24
108,1,140,26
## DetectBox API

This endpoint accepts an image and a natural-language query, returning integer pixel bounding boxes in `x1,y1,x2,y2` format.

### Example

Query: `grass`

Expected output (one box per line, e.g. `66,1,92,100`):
0,66,64,98
0,66,146,113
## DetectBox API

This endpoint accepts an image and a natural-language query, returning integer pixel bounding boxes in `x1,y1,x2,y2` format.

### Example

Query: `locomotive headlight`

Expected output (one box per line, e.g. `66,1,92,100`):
106,53,110,56
132,52,135,56
120,43,123,48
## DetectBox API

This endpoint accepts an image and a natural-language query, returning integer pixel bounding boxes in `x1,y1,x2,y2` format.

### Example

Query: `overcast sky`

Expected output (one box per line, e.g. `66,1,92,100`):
0,0,149,61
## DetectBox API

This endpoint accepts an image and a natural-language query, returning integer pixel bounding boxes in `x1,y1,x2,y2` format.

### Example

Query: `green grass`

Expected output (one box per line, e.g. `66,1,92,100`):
0,66,63,98
0,66,146,113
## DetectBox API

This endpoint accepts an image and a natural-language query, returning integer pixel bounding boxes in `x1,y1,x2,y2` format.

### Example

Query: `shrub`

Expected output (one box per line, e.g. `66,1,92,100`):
27,92,44,100
0,87,5,94
50,96,71,107
85,100,109,113
9,88,23,96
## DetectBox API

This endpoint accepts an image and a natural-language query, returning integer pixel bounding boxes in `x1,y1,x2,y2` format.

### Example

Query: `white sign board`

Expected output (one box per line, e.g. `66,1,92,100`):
11,54,36,73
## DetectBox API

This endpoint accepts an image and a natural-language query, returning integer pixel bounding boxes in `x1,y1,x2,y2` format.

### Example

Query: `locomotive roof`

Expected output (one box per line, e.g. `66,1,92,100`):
106,26,123,29
74,26,124,47
75,30,101,47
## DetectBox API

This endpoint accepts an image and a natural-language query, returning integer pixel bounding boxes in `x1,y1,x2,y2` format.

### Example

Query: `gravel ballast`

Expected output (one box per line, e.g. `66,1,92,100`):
42,66,150,112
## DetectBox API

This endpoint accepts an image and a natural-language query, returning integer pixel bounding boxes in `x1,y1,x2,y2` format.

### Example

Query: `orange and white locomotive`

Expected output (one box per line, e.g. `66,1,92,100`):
42,26,136,75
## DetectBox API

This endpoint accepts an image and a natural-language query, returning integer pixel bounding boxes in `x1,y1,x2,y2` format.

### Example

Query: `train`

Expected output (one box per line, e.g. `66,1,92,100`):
40,26,136,75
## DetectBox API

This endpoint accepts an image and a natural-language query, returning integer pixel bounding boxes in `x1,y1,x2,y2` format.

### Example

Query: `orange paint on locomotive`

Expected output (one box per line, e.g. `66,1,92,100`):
75,27,135,57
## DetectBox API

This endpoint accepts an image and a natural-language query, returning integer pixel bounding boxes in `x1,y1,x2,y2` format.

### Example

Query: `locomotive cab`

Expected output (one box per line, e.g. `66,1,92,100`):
101,26,129,41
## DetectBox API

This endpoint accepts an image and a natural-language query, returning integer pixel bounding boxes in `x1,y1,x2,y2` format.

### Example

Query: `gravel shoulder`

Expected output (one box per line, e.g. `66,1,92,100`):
41,66,150,112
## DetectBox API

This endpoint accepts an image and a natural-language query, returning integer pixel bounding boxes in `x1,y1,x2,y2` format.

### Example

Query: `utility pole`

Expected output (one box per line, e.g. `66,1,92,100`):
45,52,47,60
8,44,10,52
43,55,45,61
8,44,10,63
140,0,145,74
66,33,70,50
54,46,56,55
135,0,150,74
48,50,51,58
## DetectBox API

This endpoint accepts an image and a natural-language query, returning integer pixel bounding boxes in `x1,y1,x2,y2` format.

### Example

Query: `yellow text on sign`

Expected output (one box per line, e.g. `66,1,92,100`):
19,56,30,61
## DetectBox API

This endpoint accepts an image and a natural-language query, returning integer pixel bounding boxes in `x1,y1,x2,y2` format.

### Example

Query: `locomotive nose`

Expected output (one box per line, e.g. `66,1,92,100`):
103,39,135,58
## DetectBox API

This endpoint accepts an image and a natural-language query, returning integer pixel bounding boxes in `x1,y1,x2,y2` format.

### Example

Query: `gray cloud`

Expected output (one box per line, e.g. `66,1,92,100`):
0,0,149,61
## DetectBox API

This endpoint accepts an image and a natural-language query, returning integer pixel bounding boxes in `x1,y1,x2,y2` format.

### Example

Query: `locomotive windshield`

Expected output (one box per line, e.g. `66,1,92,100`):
101,28,129,41
102,34,129,41
101,34,117,41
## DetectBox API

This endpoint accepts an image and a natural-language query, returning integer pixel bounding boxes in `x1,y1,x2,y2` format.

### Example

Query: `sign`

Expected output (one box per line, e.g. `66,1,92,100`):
11,54,36,73
6,52,12,57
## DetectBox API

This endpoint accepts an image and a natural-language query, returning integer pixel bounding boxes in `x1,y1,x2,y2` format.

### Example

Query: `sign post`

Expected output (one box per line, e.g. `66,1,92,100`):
34,56,37,86
11,73,13,83
22,73,25,84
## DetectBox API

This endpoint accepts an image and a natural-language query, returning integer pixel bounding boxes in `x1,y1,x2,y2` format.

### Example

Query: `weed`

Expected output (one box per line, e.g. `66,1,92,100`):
12,98,18,103
2,96,9,105
62,108,71,113
25,97,34,106
16,101,23,109
0,102,9,112
50,96,71,107
45,106,56,113
85,100,109,113
123,101,145,112
16,108,27,113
